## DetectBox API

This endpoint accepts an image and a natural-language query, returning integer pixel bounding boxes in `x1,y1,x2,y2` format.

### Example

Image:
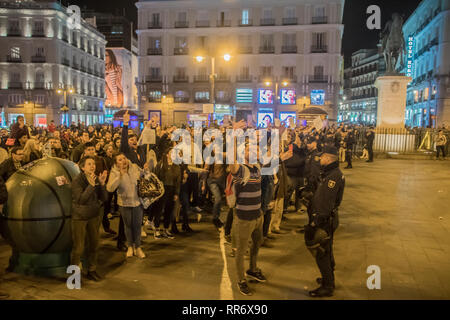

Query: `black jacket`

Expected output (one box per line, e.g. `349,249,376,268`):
304,148,321,193
120,125,147,168
71,172,108,220
311,161,345,228
0,176,7,205
284,144,307,177
0,158,21,182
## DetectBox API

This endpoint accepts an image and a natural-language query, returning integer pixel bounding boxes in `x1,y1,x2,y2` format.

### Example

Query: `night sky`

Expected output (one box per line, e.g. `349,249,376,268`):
66,0,423,65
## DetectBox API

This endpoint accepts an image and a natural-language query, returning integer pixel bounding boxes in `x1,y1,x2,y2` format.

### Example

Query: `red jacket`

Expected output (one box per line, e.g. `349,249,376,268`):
48,123,56,133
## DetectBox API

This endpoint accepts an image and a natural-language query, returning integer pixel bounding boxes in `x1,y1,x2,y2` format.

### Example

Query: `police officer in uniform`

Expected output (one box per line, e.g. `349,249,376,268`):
305,145,345,297
300,136,322,225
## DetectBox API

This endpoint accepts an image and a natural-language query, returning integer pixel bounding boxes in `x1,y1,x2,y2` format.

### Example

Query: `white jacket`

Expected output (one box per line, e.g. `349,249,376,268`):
106,160,143,207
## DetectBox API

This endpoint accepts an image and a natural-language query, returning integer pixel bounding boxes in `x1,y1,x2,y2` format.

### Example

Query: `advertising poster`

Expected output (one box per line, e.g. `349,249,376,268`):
257,111,274,128
311,90,325,105
280,89,296,105
106,48,134,108
279,112,297,128
258,89,274,104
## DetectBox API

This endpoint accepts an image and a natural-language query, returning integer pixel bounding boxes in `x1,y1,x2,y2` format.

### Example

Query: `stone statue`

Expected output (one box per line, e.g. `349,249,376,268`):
380,13,406,74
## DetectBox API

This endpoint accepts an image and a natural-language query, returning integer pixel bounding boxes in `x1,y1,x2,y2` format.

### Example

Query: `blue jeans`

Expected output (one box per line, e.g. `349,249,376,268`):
207,177,225,220
119,205,143,247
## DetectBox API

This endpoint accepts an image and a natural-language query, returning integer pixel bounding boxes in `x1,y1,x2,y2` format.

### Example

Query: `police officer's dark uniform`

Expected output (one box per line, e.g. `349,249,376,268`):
302,136,322,223
305,145,345,297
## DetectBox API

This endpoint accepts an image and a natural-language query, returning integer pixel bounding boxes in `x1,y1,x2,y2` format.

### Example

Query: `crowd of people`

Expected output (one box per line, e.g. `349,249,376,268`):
0,113,386,298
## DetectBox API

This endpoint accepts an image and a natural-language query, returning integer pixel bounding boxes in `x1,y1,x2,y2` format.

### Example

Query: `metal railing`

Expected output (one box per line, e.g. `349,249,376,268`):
259,46,275,54
8,81,22,89
312,16,328,24
194,75,209,82
196,20,210,27
7,29,21,36
175,21,189,28
282,17,297,25
32,29,45,37
282,45,297,53
216,20,231,27
239,19,253,26
260,18,275,26
236,75,253,82
173,75,189,82
238,46,253,54
174,47,189,55
7,55,22,62
145,75,162,83
311,45,328,53
148,48,162,55
216,74,230,82
31,55,46,63
148,22,162,29
309,75,328,83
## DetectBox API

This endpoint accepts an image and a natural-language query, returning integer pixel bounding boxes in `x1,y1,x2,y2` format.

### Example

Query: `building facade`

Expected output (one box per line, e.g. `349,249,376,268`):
402,0,450,128
338,48,385,125
0,0,106,127
82,10,139,122
136,0,344,126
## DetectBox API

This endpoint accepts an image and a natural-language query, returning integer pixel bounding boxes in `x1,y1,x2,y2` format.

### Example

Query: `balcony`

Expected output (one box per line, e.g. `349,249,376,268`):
175,21,189,28
196,20,210,27
311,45,328,53
194,97,210,103
174,47,189,55
238,46,253,54
260,18,275,26
216,74,230,82
7,55,22,63
312,16,328,24
32,29,45,37
71,38,78,46
309,75,328,83
282,17,298,25
236,75,253,83
80,66,87,73
282,46,297,53
8,81,23,89
7,29,21,37
72,63,79,70
174,97,190,103
31,55,46,63
34,82,46,89
239,19,253,26
216,20,231,27
62,34,69,42
148,22,162,29
259,46,275,54
145,75,162,83
194,75,209,82
258,76,274,83
61,58,70,67
148,48,162,55
173,75,189,83
216,95,231,103
283,75,298,83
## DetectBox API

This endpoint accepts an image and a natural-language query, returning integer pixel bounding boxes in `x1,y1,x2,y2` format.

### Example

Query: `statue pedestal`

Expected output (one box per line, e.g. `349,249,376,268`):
374,75,412,128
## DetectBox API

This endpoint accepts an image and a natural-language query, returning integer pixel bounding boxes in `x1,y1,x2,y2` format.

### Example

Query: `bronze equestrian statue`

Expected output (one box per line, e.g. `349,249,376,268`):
380,13,406,74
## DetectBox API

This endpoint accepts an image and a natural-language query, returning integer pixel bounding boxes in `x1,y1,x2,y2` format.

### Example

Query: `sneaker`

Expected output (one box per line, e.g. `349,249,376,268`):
237,280,253,296
135,247,146,259
230,248,236,257
141,227,147,238
154,230,164,240
107,213,113,219
261,238,274,248
104,228,117,235
182,225,194,232
197,213,202,223
266,234,276,240
271,229,284,235
149,220,156,232
246,269,267,283
126,246,134,258
193,206,203,213
87,271,103,282
224,234,232,244
164,230,175,239
308,286,334,297
144,218,150,226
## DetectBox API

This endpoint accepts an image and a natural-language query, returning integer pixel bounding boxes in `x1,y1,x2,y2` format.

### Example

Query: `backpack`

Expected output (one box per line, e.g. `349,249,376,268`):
225,165,251,208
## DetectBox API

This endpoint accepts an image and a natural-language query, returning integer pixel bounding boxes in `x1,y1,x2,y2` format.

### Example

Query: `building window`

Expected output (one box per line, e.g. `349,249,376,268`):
261,66,273,77
111,25,123,34
35,47,45,56
240,66,250,77
149,90,162,102
261,34,274,49
10,47,21,59
33,20,44,33
312,32,327,48
314,66,324,77
35,95,45,104
175,67,187,78
152,13,161,26
424,87,429,101
282,66,295,79
195,91,209,101
177,12,187,22
241,9,249,25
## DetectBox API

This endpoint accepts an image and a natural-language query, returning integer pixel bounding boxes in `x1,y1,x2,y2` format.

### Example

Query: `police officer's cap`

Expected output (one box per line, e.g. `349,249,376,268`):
321,145,338,156
306,136,317,144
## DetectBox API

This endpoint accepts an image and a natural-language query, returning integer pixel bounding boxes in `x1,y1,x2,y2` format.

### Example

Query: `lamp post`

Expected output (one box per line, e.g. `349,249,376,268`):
57,87,74,126
195,53,231,106
264,78,290,111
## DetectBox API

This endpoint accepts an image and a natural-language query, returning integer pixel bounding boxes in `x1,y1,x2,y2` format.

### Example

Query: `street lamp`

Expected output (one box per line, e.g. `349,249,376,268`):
195,53,232,105
57,86,74,126
265,78,290,106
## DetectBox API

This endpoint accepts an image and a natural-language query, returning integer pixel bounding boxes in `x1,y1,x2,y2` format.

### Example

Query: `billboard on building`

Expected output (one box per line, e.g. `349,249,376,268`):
105,48,134,108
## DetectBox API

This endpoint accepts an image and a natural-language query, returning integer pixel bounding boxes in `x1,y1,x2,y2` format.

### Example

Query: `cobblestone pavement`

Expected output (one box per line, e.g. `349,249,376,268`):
0,159,449,300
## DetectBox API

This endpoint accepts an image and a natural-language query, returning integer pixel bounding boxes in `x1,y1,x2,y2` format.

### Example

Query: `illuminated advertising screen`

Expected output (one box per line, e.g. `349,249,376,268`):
311,90,325,105
279,112,297,127
280,89,296,105
236,89,253,103
258,89,274,104
257,111,274,128
105,48,134,108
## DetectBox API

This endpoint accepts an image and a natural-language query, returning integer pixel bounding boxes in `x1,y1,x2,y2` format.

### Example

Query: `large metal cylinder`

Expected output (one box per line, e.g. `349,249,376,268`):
0,157,79,277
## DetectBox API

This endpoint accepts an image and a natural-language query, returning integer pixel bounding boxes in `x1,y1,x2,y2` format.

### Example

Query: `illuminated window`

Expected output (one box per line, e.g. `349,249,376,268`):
424,87,429,101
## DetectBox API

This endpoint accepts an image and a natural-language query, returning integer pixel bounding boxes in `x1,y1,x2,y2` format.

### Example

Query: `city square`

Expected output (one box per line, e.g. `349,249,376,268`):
0,0,449,306
1,159,449,300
